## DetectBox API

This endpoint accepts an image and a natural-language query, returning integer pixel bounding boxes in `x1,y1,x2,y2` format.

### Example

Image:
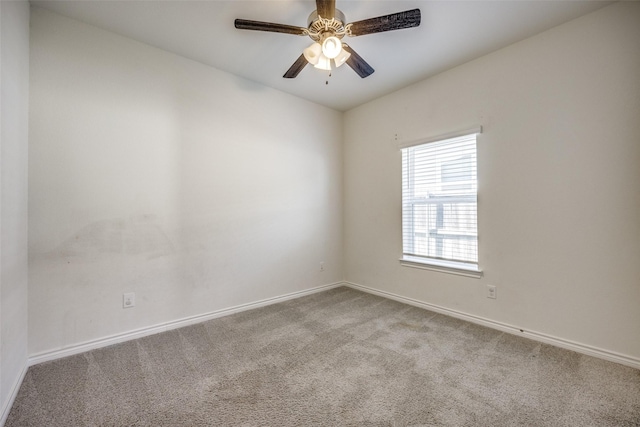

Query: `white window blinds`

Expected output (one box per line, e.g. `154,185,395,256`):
402,132,478,266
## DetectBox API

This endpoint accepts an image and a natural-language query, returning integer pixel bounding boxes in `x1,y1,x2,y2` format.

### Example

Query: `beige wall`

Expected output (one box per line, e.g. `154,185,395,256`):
344,2,640,361
28,8,343,356
0,0,30,420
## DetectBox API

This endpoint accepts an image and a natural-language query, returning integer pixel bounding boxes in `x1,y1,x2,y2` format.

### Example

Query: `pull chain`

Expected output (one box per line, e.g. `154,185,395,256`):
326,71,332,85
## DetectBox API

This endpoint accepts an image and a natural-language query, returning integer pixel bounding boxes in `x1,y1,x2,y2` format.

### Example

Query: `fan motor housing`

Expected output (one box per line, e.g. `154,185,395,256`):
307,9,347,40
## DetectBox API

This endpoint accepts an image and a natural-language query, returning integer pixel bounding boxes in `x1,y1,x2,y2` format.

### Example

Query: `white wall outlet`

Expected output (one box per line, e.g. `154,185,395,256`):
487,285,497,299
123,292,135,308
320,262,325,272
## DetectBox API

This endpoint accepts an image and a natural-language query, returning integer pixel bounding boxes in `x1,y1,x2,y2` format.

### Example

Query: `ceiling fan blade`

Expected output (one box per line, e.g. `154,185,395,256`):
342,45,374,78
283,54,308,78
234,19,307,35
316,0,336,20
347,9,421,36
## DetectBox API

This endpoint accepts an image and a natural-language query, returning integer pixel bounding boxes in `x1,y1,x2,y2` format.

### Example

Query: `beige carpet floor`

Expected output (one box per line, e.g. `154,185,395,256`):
6,287,640,426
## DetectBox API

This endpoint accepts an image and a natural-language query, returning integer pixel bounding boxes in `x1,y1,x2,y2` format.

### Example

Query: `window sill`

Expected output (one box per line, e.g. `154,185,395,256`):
399,255,483,279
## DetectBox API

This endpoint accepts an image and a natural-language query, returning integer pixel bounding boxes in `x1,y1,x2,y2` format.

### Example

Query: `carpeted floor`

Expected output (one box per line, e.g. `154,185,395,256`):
6,287,640,426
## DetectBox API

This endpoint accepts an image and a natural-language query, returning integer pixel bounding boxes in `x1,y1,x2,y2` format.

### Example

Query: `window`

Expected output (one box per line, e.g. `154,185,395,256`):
401,129,481,277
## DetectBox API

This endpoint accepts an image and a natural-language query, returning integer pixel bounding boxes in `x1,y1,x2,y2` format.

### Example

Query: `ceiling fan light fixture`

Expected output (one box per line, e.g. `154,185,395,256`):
333,48,351,67
236,4,422,80
303,42,322,65
314,54,332,71
321,36,342,59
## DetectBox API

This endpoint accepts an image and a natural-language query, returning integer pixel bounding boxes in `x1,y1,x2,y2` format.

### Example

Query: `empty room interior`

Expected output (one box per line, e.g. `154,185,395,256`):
1,0,639,425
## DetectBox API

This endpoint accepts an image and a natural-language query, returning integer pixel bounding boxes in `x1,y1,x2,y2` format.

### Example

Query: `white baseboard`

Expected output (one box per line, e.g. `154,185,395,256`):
343,281,640,370
1,362,28,427
27,279,640,371
28,282,343,367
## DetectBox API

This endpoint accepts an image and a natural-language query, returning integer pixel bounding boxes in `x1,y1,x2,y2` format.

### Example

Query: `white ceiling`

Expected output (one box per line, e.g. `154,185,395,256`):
31,0,613,111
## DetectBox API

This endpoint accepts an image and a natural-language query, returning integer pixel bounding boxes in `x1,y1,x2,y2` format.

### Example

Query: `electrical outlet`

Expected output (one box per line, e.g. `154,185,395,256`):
487,285,497,299
320,262,325,272
123,292,135,308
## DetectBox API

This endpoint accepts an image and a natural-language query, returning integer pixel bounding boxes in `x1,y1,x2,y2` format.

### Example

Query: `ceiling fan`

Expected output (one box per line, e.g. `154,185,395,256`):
234,0,421,79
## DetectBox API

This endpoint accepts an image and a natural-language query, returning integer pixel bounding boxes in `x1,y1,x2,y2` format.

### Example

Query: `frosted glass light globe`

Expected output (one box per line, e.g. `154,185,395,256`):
321,36,342,59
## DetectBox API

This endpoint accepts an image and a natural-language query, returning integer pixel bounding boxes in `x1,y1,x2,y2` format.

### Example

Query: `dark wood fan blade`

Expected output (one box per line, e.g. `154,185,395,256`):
283,54,308,78
342,45,374,78
348,9,421,36
234,19,307,35
316,0,336,19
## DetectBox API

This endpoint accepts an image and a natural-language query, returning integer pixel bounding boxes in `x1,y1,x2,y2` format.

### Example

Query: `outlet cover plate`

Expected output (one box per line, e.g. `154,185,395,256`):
487,285,497,299
123,292,135,308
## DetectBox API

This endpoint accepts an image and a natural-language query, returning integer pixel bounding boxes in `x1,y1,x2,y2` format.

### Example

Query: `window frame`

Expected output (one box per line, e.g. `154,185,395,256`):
398,127,483,278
